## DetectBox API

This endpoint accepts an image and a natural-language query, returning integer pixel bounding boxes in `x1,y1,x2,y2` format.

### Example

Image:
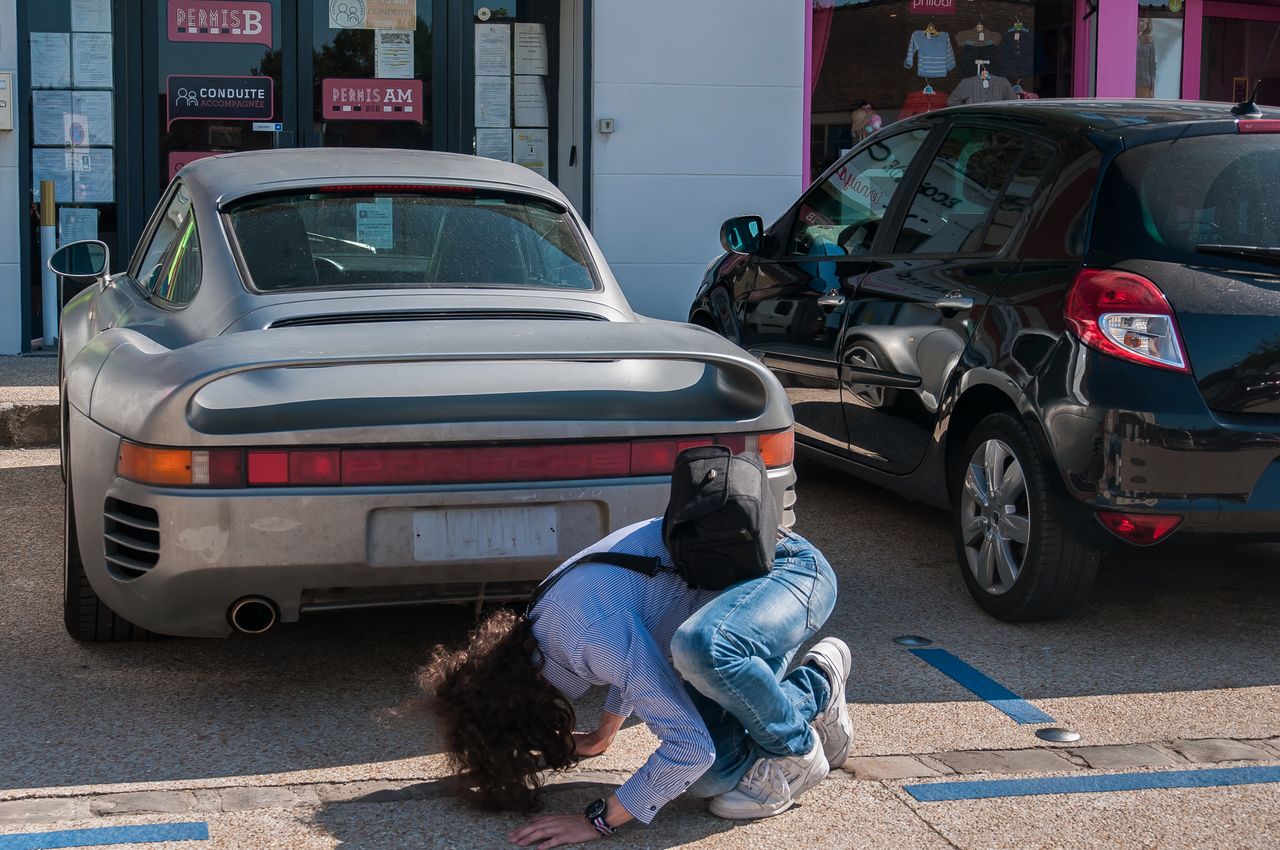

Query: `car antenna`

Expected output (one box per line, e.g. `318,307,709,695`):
1232,79,1264,117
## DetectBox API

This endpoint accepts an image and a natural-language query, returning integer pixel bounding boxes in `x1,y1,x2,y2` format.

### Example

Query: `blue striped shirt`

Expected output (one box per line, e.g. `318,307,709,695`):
530,518,721,823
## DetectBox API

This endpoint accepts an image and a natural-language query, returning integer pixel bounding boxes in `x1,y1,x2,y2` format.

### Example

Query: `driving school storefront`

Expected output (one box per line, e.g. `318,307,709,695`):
9,0,590,351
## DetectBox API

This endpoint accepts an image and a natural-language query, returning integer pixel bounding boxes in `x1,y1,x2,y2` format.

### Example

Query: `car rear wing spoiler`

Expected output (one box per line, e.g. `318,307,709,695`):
73,320,793,447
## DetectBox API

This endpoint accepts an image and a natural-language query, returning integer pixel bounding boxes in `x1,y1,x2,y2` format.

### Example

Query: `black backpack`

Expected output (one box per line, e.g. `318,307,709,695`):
663,445,778,589
527,447,777,616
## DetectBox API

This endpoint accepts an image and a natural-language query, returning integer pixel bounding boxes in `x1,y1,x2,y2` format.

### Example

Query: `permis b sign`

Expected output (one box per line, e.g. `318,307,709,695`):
322,78,424,123
167,1,273,46
167,75,273,128
910,0,956,13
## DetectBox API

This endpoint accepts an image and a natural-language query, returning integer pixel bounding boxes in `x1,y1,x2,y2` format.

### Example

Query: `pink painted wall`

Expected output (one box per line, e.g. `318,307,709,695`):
803,0,812,188
1183,0,1205,99
1095,0,1140,96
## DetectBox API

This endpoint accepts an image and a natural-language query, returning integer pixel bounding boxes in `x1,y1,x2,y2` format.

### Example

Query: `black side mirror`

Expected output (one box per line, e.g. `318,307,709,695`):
720,215,764,255
48,240,109,279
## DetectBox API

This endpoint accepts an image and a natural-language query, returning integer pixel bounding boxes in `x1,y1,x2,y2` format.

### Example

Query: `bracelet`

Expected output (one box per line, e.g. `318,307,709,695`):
589,814,617,837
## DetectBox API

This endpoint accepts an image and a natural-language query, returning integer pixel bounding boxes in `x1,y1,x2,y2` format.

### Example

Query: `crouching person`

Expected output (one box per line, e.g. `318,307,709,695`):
419,448,852,846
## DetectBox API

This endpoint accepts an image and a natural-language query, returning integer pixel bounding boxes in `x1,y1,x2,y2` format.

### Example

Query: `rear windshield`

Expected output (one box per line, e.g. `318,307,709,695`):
1092,135,1280,266
225,189,597,292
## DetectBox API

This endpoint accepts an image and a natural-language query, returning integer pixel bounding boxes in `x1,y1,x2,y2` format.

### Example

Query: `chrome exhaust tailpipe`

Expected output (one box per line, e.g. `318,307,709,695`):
228,596,279,635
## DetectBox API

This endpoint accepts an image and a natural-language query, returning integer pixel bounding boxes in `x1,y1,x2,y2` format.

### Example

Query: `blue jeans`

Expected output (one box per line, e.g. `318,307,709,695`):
669,530,838,798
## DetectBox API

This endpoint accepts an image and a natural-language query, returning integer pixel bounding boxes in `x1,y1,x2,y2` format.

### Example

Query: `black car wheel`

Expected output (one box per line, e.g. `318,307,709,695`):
64,477,151,642
952,413,1100,621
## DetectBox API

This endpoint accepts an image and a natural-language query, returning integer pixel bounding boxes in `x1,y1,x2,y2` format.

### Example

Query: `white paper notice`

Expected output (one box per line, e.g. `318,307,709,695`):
355,197,393,249
71,147,114,203
72,33,113,88
513,128,549,178
71,0,112,31
514,23,548,75
475,23,511,76
32,149,73,203
30,33,72,89
72,91,114,145
476,128,513,161
59,207,99,245
32,91,72,145
375,30,414,79
514,76,549,127
475,74,510,128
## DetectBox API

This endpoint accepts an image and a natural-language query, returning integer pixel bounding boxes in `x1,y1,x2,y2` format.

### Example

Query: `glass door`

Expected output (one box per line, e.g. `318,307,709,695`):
302,0,445,149
148,0,294,193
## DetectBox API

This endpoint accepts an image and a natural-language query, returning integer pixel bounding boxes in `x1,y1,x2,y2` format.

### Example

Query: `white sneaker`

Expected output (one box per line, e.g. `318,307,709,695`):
708,736,829,820
804,637,853,769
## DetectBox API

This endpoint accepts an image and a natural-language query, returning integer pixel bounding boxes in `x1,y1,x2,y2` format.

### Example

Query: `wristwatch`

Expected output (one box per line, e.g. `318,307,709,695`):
584,798,618,837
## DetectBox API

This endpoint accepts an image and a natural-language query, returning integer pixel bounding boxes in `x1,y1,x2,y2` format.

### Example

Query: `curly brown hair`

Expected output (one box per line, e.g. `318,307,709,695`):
417,608,579,812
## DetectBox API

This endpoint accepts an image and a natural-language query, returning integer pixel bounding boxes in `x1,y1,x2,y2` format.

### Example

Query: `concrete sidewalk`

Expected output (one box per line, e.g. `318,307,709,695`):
0,356,58,448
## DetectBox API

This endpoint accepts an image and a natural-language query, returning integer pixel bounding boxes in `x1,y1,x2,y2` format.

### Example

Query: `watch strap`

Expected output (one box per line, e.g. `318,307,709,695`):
589,812,618,837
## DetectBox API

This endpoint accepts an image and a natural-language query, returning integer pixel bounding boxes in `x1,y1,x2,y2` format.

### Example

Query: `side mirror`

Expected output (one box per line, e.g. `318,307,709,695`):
48,240,109,280
720,215,764,255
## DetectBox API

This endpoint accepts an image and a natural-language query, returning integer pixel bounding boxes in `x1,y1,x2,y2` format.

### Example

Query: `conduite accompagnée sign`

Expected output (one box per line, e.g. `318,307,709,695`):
166,75,274,128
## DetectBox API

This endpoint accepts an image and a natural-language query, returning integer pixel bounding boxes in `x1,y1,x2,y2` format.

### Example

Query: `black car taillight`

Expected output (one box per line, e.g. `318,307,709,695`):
1064,269,1190,373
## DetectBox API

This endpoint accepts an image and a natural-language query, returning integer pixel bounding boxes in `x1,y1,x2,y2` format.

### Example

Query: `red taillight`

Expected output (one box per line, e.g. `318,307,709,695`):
341,442,633,485
118,442,244,487
1237,119,1280,134
630,438,715,476
126,429,795,488
1064,269,1189,372
1097,511,1182,545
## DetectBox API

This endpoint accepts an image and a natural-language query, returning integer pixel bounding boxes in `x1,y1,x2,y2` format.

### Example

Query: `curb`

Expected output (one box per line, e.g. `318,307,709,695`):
0,401,59,448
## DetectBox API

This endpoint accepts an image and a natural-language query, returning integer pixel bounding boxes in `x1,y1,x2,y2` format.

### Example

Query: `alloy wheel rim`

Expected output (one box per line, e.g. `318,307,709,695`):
847,346,885,408
960,438,1030,595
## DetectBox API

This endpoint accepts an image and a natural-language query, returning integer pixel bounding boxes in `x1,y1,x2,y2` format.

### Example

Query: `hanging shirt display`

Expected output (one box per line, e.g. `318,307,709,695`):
947,73,1017,105
997,23,1035,82
903,30,956,78
899,89,950,118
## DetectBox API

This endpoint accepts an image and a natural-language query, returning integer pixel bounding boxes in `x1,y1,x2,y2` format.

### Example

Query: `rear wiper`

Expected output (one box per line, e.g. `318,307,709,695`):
1195,244,1280,266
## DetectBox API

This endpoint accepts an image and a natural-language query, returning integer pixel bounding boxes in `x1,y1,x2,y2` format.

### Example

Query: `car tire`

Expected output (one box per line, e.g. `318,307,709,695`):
64,478,151,642
951,412,1100,622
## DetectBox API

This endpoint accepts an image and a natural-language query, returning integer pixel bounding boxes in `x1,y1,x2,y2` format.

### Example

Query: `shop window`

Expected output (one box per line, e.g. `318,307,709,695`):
790,129,931,257
893,126,1026,255
1137,2,1183,99
808,1,1076,182
1201,17,1280,107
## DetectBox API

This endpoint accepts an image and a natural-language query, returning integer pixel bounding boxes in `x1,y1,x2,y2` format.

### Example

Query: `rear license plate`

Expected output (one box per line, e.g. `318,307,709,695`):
411,506,558,562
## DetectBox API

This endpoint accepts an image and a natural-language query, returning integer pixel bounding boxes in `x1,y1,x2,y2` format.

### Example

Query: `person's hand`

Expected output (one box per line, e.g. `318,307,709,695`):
508,813,600,848
572,730,611,758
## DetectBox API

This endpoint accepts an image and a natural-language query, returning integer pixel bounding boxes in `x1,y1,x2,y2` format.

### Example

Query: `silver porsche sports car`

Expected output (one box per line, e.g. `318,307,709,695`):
50,149,795,641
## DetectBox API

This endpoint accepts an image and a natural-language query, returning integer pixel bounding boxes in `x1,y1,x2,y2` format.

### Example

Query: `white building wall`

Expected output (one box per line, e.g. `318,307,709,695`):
590,0,805,321
0,0,21,353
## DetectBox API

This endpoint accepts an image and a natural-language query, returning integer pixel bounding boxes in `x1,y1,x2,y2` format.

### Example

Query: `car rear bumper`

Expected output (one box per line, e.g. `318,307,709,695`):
72,414,797,637
1035,346,1280,545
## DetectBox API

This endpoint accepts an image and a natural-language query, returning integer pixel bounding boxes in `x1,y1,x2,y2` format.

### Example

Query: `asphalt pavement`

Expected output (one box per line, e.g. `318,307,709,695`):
0,448,1277,849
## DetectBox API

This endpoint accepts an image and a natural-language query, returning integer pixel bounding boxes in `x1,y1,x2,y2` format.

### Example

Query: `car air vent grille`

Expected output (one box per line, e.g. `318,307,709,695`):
269,310,607,328
103,498,160,580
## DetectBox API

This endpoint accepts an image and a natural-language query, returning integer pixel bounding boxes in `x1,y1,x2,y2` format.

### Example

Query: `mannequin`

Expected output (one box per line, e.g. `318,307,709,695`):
1137,19,1156,98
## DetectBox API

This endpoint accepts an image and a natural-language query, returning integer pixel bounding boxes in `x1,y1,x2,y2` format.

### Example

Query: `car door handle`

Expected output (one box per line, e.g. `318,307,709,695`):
933,292,974,312
817,290,846,312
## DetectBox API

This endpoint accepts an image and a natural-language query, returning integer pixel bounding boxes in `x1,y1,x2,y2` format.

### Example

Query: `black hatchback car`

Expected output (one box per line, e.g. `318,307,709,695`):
689,100,1280,621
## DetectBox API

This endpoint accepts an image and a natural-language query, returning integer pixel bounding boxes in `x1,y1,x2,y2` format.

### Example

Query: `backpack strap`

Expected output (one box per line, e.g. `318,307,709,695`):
525,550,660,619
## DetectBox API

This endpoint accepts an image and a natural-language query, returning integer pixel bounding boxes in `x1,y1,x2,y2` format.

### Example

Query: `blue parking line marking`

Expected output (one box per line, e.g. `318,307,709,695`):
0,822,209,850
909,648,1056,725
905,765,1280,802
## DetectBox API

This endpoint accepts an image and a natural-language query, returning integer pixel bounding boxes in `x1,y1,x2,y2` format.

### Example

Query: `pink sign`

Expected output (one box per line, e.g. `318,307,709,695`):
169,151,220,180
910,0,956,14
322,79,425,123
167,0,273,46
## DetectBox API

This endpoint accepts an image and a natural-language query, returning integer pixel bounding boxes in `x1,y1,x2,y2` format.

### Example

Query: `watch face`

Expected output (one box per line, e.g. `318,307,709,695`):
584,798,607,820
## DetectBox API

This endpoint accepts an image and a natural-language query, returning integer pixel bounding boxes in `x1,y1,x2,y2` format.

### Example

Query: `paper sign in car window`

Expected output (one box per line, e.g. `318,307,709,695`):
356,197,393,250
